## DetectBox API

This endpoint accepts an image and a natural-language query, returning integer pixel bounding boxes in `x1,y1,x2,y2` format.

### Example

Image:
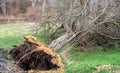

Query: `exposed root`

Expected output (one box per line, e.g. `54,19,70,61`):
10,36,64,73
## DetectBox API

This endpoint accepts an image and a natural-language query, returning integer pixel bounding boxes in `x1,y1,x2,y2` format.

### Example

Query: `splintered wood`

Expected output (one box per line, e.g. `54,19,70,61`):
10,36,64,73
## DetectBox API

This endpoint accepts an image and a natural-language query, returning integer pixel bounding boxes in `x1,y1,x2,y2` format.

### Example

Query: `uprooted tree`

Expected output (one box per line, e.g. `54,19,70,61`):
33,0,120,51
0,36,64,73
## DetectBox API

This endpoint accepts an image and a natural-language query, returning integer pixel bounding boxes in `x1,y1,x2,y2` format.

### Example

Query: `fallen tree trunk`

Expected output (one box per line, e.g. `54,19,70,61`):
49,31,83,51
49,34,72,52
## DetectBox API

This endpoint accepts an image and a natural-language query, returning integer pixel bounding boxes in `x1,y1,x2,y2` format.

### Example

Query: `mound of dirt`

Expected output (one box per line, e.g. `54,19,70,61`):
9,36,64,73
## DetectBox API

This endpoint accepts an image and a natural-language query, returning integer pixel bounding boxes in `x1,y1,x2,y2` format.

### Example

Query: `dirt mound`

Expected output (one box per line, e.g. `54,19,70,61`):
9,36,64,73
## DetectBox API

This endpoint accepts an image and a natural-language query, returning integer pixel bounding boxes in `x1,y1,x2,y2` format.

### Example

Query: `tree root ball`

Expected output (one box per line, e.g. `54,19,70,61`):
9,36,64,73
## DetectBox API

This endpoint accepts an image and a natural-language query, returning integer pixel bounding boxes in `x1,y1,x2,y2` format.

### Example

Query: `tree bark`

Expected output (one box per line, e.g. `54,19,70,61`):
49,34,72,51
49,31,82,51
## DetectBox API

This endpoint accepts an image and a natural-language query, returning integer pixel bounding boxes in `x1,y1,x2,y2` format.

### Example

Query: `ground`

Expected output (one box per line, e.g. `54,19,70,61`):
64,48,120,73
0,23,120,73
0,22,45,50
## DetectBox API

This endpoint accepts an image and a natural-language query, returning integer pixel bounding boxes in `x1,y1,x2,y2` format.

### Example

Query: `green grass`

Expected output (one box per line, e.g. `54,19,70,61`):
0,23,45,50
65,47,120,73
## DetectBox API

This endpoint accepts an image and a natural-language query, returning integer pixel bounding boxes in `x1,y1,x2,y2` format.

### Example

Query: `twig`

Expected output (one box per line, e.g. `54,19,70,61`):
17,49,37,63
97,32,120,40
50,24,64,37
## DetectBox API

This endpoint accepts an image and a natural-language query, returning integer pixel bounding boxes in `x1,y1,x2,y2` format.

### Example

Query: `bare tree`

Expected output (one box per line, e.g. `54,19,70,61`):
35,0,120,51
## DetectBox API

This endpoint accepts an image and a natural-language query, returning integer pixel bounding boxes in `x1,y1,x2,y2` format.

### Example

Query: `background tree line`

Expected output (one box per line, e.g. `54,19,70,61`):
0,0,31,15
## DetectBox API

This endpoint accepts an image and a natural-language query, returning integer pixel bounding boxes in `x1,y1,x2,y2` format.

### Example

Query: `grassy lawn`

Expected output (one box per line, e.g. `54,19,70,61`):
0,23,120,73
65,47,120,73
0,23,45,50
